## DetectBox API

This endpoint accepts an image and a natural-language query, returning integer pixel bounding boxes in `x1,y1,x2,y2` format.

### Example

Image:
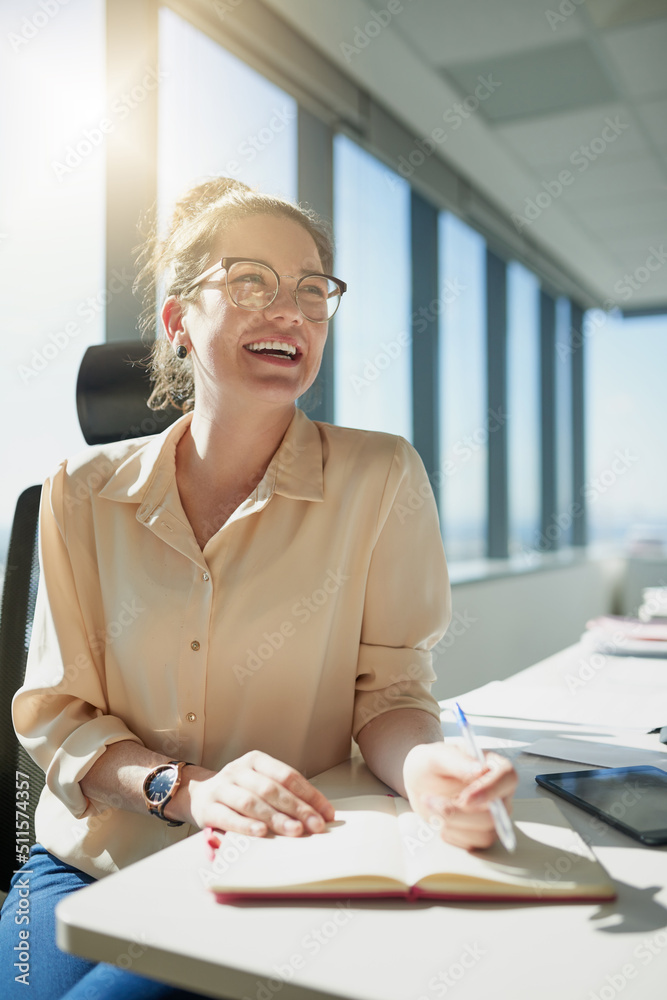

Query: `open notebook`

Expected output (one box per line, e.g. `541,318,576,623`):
208,795,616,904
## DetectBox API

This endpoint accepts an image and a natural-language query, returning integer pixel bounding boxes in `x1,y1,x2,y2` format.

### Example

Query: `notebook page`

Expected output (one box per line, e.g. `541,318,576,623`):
396,798,613,896
208,795,406,893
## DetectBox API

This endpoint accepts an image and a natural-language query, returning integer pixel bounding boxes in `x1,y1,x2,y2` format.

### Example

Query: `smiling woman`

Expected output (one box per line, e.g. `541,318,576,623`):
1,174,517,1000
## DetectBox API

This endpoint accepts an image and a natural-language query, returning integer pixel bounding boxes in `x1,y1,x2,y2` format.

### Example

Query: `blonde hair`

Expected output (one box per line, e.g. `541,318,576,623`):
134,177,334,412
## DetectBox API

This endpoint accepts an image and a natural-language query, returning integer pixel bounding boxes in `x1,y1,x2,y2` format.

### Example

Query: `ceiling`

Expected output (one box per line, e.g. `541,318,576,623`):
261,0,667,311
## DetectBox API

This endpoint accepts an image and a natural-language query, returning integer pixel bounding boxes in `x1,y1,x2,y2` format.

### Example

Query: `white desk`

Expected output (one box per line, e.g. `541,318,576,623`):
56,650,667,1000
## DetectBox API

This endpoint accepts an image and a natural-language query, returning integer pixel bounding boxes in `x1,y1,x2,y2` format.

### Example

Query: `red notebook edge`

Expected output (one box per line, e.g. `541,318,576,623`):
213,885,617,905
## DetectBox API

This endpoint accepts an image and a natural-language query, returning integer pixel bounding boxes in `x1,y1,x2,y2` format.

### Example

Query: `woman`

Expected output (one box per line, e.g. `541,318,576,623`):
1,178,517,998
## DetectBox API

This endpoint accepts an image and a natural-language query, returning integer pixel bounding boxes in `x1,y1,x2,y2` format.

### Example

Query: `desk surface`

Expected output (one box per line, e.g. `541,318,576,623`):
56,651,667,1000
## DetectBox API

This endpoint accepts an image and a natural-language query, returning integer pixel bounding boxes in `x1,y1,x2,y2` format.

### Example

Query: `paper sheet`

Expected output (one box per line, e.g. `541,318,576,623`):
520,738,667,769
441,654,667,731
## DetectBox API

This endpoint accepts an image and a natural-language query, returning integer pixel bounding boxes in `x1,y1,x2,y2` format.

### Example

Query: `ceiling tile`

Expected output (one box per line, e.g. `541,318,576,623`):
636,97,667,146
586,0,667,30
393,0,584,65
575,197,667,234
541,154,667,201
496,102,648,165
442,40,616,123
602,18,667,97
605,232,667,264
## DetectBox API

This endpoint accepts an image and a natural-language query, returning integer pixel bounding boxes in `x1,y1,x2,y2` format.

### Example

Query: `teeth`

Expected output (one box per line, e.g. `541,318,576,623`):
246,340,297,356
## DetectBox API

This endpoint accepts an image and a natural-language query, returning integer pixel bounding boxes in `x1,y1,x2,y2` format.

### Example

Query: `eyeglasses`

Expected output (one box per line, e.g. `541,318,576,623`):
184,257,347,323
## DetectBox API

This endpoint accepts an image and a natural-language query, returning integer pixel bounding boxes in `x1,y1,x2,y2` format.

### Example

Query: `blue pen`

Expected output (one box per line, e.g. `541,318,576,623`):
453,702,516,853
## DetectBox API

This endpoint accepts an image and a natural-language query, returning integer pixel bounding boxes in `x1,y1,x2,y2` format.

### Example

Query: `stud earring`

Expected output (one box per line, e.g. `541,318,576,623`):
176,345,188,359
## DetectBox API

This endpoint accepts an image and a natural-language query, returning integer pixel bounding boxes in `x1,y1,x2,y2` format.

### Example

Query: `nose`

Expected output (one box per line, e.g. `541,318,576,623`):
263,274,303,323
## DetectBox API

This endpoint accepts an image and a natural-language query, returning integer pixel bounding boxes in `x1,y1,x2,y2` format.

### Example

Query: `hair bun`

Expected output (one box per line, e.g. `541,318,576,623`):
170,176,252,228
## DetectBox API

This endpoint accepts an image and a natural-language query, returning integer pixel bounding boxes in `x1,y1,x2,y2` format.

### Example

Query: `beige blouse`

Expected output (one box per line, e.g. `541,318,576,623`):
13,407,451,878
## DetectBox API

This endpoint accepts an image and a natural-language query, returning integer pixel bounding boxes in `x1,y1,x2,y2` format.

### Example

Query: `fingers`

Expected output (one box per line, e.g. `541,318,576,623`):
455,753,518,811
416,748,518,851
248,752,336,823
432,808,499,851
203,751,335,838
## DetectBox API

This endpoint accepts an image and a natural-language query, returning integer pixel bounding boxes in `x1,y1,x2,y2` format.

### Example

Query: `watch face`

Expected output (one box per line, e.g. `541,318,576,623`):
146,766,176,805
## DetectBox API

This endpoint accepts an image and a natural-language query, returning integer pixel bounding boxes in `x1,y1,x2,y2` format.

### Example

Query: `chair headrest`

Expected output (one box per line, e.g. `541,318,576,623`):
76,341,182,445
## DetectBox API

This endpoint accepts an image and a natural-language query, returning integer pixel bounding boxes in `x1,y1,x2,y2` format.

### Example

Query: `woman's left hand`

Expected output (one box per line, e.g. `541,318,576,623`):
403,741,518,851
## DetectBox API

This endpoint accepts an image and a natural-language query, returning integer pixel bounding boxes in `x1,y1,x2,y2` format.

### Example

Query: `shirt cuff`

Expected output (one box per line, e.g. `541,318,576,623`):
352,643,440,740
44,716,144,819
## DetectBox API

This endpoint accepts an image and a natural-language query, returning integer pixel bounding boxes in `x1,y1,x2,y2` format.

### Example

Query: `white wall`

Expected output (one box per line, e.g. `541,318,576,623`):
431,556,624,700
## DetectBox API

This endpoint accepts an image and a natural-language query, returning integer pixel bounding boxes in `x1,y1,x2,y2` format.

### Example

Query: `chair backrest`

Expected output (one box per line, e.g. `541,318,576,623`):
76,339,181,445
0,341,181,891
0,486,43,892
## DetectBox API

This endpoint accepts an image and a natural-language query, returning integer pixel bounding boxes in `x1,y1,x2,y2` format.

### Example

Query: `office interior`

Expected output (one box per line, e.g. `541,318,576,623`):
1,0,666,709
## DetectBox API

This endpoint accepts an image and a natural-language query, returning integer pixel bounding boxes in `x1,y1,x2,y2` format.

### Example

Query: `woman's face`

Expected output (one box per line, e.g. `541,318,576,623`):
168,213,329,413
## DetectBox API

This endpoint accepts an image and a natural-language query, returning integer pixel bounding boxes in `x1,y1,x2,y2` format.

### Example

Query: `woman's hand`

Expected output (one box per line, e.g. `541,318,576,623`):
403,742,518,851
170,750,335,837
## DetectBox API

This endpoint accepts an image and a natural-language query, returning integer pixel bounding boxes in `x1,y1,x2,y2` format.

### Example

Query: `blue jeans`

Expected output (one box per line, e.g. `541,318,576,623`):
0,845,211,999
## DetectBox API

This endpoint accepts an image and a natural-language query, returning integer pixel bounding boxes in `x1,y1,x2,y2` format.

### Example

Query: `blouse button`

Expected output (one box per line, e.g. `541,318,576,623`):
202,573,209,582
191,640,200,651
186,712,197,723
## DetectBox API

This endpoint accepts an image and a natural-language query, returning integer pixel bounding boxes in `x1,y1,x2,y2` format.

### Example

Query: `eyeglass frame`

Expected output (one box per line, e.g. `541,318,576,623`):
182,257,347,322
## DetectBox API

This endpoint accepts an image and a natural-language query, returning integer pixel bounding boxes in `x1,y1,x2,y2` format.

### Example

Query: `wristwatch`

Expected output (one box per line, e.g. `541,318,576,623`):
142,760,192,827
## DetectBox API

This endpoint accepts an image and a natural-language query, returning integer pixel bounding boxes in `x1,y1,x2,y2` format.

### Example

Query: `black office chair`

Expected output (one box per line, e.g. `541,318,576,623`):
0,341,181,893
0,485,43,893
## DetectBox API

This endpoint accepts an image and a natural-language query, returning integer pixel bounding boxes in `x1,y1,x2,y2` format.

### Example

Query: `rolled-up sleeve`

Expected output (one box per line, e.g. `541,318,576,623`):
352,436,451,739
12,467,143,819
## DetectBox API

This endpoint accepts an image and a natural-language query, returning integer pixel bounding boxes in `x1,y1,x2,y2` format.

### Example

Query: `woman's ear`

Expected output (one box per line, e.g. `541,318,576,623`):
161,296,188,350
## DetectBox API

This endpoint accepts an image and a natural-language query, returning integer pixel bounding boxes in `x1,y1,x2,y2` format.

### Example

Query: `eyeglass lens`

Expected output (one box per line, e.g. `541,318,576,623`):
226,261,341,321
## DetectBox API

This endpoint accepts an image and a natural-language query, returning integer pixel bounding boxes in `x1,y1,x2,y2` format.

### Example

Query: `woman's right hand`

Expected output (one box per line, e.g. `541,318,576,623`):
167,750,335,837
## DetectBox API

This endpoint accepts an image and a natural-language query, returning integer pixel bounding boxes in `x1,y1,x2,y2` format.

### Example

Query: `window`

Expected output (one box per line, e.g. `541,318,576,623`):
586,311,667,547
507,262,541,555
555,296,573,546
0,0,105,579
333,135,411,438
437,213,487,561
158,7,297,223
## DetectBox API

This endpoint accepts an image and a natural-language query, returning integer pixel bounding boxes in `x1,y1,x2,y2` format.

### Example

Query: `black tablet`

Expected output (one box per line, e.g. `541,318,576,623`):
535,765,667,846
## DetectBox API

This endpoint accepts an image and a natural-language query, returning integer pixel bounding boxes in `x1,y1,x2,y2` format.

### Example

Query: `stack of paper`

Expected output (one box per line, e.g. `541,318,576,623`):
581,615,667,658
442,645,667,730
